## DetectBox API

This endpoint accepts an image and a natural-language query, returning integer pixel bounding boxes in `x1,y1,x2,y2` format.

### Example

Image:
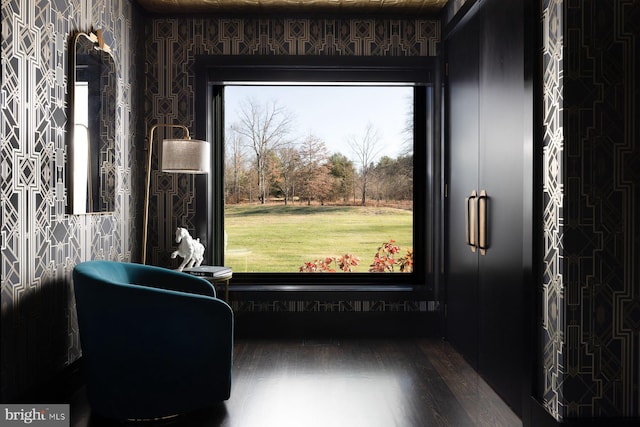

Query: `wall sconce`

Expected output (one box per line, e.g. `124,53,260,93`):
142,124,210,264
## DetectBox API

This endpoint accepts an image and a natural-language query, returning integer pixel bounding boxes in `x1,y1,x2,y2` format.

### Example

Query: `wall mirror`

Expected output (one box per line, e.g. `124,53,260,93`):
69,30,116,214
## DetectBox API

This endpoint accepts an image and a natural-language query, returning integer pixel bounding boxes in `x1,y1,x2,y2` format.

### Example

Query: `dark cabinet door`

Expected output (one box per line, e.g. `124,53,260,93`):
446,15,480,369
445,0,526,417
476,0,525,416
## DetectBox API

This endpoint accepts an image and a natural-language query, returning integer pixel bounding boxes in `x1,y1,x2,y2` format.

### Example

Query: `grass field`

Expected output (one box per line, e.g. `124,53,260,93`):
224,204,413,272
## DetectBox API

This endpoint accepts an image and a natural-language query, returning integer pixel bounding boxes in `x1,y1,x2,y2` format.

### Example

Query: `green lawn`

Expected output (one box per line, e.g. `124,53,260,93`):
224,204,413,272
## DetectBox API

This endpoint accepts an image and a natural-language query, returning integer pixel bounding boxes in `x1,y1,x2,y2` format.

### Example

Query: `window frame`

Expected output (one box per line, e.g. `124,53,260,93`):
195,55,435,291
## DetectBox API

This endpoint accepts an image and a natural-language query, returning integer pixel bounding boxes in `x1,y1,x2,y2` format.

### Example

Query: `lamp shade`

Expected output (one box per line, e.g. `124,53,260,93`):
161,139,210,173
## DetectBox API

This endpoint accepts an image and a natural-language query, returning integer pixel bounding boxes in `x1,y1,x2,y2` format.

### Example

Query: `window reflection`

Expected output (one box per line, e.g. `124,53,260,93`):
73,83,90,214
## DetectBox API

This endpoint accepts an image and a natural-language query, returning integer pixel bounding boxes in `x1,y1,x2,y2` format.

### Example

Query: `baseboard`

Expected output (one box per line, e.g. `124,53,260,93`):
234,311,440,339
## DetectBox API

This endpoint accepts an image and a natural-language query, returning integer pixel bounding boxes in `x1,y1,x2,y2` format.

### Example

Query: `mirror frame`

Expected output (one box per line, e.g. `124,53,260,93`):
69,30,116,214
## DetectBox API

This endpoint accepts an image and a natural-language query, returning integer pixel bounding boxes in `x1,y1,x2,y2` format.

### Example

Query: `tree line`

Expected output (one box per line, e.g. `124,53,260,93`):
225,98,413,206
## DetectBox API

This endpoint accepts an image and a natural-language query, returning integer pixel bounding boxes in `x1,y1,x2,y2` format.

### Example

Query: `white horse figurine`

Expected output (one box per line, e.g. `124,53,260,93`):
171,227,205,271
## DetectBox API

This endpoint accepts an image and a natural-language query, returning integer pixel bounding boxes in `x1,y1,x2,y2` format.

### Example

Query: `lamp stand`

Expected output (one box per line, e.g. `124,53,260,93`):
141,124,190,264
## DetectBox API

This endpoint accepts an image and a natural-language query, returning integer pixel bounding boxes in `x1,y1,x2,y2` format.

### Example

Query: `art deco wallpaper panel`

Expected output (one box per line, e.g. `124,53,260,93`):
560,0,639,418
541,0,564,420
1,0,142,400
542,0,640,420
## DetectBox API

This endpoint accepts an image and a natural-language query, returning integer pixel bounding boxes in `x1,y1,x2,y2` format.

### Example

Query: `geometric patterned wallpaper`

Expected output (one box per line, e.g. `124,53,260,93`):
541,0,564,419
143,16,441,313
541,0,640,420
1,0,141,401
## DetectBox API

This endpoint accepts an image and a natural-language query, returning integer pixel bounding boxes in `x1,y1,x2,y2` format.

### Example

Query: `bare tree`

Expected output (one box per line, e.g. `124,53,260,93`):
348,123,383,206
232,98,293,204
225,128,247,204
274,146,300,205
401,94,414,157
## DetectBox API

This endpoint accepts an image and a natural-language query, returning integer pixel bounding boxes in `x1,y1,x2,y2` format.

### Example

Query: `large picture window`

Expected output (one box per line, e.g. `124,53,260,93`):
224,84,413,273
196,57,434,288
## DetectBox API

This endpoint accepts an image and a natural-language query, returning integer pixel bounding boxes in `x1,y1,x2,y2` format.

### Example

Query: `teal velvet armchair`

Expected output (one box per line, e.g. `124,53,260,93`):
73,260,233,420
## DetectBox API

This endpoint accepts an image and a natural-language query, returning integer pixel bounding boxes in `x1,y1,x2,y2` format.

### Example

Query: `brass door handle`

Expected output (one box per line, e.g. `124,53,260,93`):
465,190,478,253
478,190,488,255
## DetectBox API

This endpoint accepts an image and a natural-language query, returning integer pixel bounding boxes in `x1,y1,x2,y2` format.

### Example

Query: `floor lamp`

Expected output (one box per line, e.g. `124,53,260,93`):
142,124,210,264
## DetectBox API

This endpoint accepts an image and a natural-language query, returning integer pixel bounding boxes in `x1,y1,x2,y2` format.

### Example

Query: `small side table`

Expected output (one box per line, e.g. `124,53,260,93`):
183,266,233,300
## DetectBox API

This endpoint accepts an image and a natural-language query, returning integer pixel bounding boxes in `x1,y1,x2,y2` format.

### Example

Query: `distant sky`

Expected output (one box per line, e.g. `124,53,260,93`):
225,85,413,162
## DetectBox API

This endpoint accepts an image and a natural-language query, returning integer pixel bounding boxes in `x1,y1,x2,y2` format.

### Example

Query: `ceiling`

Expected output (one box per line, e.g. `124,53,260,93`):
135,0,449,14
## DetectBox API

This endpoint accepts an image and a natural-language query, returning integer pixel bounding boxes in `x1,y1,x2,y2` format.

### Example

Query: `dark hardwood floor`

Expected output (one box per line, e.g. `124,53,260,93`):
70,339,520,427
